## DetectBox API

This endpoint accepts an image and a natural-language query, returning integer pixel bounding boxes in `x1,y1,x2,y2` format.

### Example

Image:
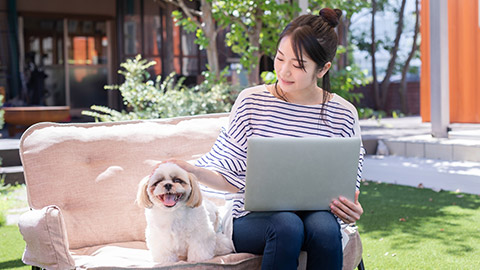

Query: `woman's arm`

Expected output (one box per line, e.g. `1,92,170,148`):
330,190,363,224
166,159,240,193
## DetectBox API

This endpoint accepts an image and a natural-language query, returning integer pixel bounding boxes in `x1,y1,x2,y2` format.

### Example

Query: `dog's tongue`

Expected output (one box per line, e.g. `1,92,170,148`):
163,194,177,207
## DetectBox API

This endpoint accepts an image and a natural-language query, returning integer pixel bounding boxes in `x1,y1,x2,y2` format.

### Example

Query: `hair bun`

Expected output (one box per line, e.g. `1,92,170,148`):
319,8,342,27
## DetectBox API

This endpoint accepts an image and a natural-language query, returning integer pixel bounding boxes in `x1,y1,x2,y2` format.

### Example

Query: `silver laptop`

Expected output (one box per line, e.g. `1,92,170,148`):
244,137,361,211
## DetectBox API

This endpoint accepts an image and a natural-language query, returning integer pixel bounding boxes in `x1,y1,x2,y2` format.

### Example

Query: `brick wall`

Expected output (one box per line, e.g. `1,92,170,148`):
352,81,420,115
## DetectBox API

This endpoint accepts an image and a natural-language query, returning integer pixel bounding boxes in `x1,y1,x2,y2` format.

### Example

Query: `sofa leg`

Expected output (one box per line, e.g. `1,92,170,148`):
357,258,365,270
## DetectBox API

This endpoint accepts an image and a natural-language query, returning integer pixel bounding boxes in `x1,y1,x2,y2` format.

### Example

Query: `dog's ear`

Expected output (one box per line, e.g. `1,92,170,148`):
136,176,153,208
186,173,202,208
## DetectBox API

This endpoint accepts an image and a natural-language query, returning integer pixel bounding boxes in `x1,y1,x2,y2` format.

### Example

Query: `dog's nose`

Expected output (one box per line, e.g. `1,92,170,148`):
164,183,173,191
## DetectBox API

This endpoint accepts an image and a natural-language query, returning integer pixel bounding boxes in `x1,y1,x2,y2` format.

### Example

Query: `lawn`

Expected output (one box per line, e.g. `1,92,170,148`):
0,181,479,269
357,181,480,269
0,225,28,270
0,182,29,270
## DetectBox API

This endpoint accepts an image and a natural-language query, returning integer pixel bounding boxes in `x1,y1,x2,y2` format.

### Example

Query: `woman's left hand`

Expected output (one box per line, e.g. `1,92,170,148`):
330,190,363,224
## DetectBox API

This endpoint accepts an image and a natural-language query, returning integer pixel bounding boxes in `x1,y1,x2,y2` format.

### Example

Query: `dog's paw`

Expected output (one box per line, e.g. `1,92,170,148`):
151,252,179,264
215,232,234,255
187,244,215,262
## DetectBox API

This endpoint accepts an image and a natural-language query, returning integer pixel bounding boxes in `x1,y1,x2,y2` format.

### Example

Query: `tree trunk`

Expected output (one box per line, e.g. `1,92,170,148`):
247,8,263,86
200,0,220,79
379,0,407,109
399,0,419,114
371,0,380,110
337,16,350,70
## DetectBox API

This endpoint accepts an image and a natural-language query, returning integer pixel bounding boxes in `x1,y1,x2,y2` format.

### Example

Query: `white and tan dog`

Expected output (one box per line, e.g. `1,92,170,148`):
136,162,232,264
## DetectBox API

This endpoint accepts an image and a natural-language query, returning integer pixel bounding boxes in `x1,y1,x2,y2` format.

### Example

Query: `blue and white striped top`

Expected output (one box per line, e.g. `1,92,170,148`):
196,85,365,218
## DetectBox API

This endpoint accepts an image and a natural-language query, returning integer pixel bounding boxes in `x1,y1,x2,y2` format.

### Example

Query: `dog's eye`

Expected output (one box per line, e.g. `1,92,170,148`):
172,178,185,184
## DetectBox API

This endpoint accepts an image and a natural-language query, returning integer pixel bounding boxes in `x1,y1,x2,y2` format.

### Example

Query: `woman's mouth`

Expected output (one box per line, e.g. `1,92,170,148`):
279,77,294,85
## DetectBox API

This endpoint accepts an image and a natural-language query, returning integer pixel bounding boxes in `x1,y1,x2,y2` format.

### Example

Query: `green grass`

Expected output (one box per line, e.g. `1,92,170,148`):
357,181,480,269
0,225,28,269
0,181,479,269
0,183,29,269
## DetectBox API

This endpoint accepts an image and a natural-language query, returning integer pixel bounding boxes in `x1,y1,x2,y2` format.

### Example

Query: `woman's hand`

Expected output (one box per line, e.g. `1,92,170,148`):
163,158,197,174
162,158,239,193
330,190,363,224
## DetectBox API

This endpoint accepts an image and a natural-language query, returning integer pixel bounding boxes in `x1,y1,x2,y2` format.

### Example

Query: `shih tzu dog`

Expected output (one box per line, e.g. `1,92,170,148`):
136,162,232,264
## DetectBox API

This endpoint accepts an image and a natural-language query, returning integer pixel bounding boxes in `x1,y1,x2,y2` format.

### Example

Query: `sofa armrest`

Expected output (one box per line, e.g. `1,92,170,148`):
342,226,363,270
18,205,75,270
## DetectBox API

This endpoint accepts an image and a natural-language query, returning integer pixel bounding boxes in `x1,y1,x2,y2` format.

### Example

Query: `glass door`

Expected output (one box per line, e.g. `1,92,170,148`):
66,19,109,113
23,17,65,106
22,16,110,117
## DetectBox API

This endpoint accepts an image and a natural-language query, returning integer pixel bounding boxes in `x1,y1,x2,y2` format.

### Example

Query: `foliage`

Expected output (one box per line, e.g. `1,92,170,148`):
215,1,299,73
0,179,26,228
172,8,208,50
260,70,277,85
349,0,420,111
357,107,387,120
171,0,298,84
82,55,238,122
329,62,369,104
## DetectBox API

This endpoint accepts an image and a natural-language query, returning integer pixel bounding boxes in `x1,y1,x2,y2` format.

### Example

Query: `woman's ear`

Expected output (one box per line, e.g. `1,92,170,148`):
186,173,203,208
317,62,332,79
136,176,153,208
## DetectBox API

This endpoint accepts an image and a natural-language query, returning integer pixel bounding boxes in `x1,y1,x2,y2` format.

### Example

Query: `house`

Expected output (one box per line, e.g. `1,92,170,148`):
0,0,237,119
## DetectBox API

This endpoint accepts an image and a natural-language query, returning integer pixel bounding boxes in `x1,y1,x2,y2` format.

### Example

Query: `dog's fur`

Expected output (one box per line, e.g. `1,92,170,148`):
136,162,232,264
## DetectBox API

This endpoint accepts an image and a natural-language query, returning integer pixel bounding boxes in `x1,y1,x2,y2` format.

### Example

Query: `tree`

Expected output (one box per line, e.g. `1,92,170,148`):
367,0,416,112
377,0,407,110
158,0,223,79
310,0,371,69
165,0,298,85
371,0,380,109
308,0,372,103
213,0,298,85
398,0,419,114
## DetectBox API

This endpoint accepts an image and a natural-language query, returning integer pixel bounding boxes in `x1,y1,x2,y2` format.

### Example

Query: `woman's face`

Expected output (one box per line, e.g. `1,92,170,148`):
274,35,325,95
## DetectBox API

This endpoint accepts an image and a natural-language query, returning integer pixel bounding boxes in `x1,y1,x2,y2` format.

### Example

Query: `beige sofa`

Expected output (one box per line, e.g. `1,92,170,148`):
17,113,363,269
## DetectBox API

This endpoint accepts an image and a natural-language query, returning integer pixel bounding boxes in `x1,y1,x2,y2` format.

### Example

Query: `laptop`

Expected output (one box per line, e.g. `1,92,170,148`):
244,137,361,211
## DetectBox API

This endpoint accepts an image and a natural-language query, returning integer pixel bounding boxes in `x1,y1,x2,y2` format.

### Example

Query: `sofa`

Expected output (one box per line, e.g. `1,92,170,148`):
17,113,363,269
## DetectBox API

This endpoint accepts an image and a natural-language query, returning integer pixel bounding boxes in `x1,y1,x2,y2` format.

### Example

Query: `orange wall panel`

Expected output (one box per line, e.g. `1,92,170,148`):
449,0,480,123
420,0,480,123
420,0,431,122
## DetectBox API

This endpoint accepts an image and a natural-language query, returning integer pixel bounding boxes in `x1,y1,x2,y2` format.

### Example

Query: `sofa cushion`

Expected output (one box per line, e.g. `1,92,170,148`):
71,243,261,269
20,114,228,249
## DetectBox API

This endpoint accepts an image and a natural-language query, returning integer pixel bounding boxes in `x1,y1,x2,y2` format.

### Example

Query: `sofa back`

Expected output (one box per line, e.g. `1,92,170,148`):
19,114,228,249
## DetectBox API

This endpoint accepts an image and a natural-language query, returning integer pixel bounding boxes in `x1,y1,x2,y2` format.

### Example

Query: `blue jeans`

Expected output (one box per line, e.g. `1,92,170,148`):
232,211,342,270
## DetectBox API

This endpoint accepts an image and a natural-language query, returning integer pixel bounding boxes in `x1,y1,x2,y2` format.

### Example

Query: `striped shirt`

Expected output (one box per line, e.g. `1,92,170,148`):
196,85,365,218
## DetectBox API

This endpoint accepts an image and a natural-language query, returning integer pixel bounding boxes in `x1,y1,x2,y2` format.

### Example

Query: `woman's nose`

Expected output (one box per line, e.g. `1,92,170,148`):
280,63,291,77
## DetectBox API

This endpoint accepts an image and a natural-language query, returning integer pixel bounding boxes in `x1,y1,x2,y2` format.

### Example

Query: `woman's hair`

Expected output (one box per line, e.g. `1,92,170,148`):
275,8,342,104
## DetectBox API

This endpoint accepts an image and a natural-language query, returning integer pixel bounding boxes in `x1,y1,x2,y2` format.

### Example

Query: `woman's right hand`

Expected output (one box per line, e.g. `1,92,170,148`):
163,158,198,174
162,159,239,193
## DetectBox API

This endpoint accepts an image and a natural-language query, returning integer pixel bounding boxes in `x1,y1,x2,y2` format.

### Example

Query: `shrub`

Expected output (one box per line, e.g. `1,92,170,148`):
82,55,239,122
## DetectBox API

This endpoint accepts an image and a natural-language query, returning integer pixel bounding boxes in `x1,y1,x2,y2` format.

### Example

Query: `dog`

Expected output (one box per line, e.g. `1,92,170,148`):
136,162,233,264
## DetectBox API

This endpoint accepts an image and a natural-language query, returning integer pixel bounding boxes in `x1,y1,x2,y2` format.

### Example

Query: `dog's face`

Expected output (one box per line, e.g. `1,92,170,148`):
137,163,202,210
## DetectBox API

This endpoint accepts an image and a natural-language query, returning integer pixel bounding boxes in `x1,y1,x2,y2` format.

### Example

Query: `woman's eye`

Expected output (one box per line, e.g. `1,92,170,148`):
276,57,284,61
293,65,302,69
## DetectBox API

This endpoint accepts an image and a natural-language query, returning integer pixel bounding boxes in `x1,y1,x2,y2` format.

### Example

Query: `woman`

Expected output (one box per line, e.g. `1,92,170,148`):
170,8,365,269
